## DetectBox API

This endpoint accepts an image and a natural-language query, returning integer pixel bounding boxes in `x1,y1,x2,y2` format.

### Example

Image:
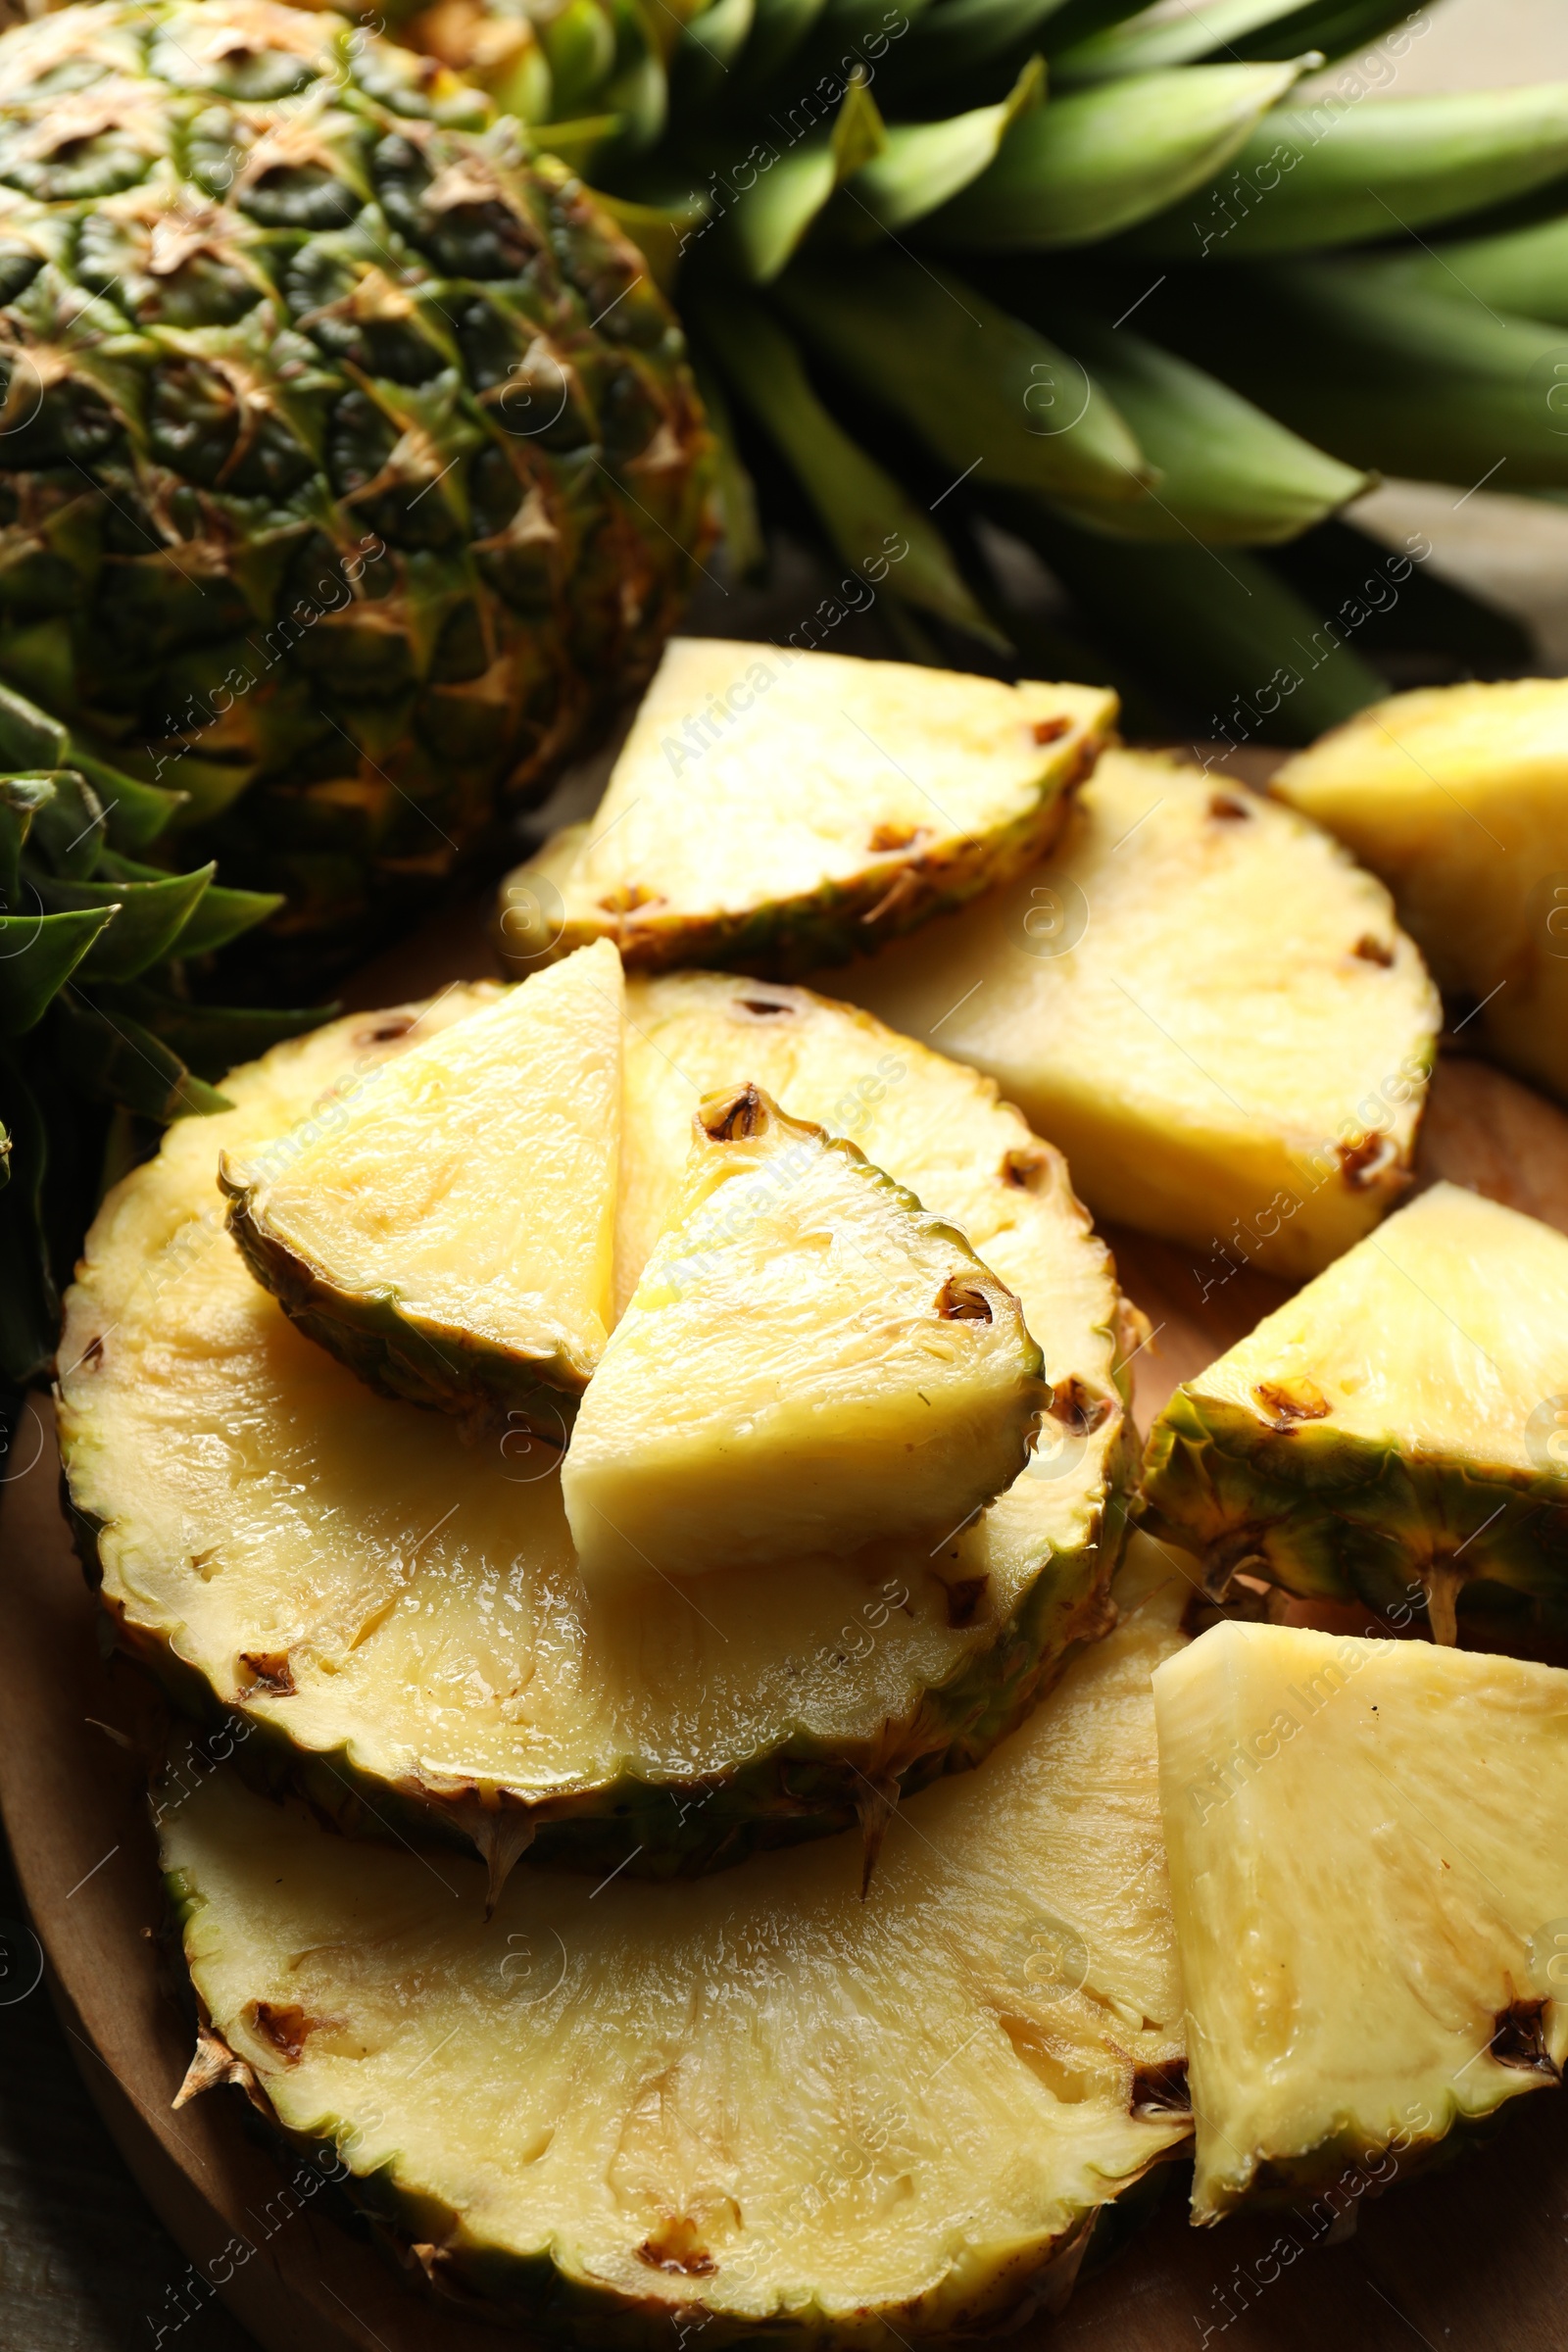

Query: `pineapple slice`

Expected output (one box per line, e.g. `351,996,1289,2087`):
495,638,1114,978
60,976,1134,1875
564,1083,1047,1581
220,940,622,1428
1274,679,1568,1105
163,1540,1194,2344
1155,1620,1568,2223
838,748,1441,1278
1140,1181,1568,1643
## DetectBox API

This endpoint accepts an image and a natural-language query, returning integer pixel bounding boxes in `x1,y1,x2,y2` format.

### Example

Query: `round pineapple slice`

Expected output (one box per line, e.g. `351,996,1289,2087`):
59,977,1136,1878
163,1541,1194,2346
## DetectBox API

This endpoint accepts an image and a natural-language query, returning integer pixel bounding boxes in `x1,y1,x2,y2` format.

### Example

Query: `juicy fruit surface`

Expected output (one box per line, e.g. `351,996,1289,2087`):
564,1084,1047,1581
59,979,1131,1859
1273,679,1568,1106
1155,1620,1568,2222
496,643,1114,976
0,0,710,975
1141,1182,1568,1635
839,748,1440,1278
164,1540,1194,2345
223,941,623,1422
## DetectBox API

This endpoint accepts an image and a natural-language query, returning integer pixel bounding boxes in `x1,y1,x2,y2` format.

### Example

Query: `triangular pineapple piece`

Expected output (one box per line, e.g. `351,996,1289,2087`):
1155,1619,1568,2222
839,747,1441,1278
563,1081,1049,1580
1274,678,1568,1105
1141,1180,1568,1642
494,638,1114,978
221,940,623,1427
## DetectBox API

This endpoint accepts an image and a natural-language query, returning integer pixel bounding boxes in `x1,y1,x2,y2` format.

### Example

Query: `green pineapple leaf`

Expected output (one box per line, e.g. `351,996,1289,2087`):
927,59,1305,245
37,864,218,984
843,55,1044,231
726,73,887,279
0,907,119,1038
694,288,1008,641
0,774,53,907
26,770,105,880
71,752,190,853
97,858,286,959
1037,307,1370,542
55,994,230,1122
1135,82,1568,257
1054,0,1420,80
777,254,1152,501
1170,260,1568,485
104,988,332,1079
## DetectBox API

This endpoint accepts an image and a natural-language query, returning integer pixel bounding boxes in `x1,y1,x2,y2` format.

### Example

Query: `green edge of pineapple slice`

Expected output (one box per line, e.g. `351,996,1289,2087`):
565,1080,1049,1581
219,941,624,1432
162,1538,1194,2347
1155,1619,1568,2224
59,974,1137,1880
1139,1181,1568,1642
494,642,1117,980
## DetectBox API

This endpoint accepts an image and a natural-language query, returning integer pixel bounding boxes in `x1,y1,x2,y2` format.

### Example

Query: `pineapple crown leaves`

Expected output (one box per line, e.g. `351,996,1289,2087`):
393,0,1568,718
0,671,324,1388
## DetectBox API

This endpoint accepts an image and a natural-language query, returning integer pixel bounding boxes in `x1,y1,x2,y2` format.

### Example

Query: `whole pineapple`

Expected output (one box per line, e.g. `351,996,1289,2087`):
0,0,712,983
374,0,1563,732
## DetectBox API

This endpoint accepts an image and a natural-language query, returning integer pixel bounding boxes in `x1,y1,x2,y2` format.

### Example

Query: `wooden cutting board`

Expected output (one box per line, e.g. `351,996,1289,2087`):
4,905,1568,2352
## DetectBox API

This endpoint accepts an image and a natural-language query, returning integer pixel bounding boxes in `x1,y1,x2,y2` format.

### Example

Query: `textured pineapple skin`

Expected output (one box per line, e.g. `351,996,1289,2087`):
495,669,1113,981
69,1455,1131,1879
1141,1389,1568,1627
220,1168,588,1430
500,746,1097,978
59,986,1139,1878
0,0,713,983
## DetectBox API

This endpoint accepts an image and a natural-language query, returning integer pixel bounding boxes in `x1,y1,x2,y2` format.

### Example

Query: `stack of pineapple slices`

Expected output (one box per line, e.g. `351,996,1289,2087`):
58,647,1568,2338
503,643,1442,1276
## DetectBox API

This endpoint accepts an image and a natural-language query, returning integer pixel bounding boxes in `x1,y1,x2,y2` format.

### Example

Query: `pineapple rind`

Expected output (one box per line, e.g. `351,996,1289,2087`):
60,979,1136,1874
159,1539,1194,2345
1140,1181,1568,1630
1142,1387,1568,1620
495,653,1115,980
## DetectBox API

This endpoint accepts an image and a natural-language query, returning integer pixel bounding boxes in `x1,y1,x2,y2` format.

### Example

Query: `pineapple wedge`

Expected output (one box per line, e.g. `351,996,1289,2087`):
1155,1620,1568,2223
220,941,623,1430
162,1539,1194,2346
564,1083,1048,1581
1274,679,1568,1104
495,639,1113,977
1140,1181,1568,1644
60,977,1134,1875
838,748,1440,1279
